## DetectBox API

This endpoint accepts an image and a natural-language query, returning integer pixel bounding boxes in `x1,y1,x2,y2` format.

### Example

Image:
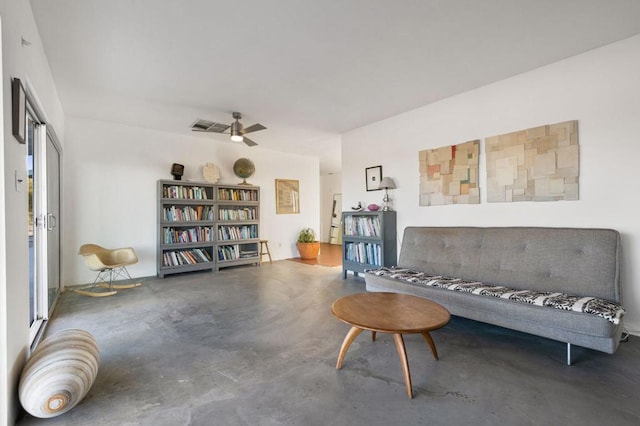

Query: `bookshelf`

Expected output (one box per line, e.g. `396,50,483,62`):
157,180,216,277
214,184,260,270
342,211,397,279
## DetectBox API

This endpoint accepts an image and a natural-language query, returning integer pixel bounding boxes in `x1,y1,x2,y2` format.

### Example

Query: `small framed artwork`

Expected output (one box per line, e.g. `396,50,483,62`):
12,78,26,144
275,179,300,214
365,165,383,191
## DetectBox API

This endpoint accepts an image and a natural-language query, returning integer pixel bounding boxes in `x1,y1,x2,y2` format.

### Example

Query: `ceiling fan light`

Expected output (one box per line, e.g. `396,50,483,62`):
230,121,244,142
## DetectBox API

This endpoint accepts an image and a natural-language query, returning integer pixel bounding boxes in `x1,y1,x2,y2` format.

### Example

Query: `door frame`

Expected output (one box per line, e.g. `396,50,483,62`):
24,83,63,346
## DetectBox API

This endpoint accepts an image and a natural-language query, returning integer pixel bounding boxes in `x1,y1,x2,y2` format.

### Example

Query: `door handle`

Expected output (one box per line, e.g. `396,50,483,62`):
46,213,56,231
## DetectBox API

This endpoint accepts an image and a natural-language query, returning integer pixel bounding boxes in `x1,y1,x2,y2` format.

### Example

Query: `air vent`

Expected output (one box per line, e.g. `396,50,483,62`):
190,119,230,133
190,112,265,146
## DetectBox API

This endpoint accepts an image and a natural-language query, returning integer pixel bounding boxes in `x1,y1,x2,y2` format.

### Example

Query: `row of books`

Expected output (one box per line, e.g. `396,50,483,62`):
163,205,214,222
163,227,214,244
163,185,210,200
239,250,258,258
344,242,382,266
217,225,258,241
162,248,213,267
217,245,259,261
218,207,258,221
217,188,258,201
343,215,381,237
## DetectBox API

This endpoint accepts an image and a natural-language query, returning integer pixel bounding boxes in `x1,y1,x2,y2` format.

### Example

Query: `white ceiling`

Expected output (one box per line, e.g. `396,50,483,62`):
29,0,640,173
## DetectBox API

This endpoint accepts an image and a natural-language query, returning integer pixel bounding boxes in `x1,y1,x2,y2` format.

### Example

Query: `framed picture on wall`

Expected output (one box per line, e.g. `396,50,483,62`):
275,179,300,214
12,78,26,144
365,165,383,191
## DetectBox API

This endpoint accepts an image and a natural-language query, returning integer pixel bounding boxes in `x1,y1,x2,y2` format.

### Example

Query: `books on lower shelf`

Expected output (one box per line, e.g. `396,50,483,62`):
217,245,259,261
344,242,382,266
162,248,213,267
240,249,258,258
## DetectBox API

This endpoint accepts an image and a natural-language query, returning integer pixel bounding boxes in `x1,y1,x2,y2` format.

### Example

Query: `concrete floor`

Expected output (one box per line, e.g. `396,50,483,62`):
17,261,640,425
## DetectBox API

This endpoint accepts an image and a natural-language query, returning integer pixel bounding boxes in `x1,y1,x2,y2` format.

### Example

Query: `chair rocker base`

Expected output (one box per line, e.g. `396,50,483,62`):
73,288,118,297
96,282,143,290
74,265,142,298
74,281,142,297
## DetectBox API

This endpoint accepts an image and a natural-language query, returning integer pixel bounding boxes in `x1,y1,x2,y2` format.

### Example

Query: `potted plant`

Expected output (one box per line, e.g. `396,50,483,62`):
297,228,320,259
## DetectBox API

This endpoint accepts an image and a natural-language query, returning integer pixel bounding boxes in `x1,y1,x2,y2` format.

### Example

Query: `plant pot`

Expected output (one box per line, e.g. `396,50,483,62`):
297,242,320,259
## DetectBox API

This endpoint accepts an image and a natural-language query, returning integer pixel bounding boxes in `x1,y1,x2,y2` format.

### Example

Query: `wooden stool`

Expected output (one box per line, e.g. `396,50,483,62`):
259,240,272,264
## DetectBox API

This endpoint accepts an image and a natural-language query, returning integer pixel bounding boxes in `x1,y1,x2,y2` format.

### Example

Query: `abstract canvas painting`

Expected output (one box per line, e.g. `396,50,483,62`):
419,140,480,206
485,120,579,202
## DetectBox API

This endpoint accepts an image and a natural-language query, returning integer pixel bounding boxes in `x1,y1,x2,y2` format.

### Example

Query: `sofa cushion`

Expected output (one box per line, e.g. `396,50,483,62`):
398,227,621,302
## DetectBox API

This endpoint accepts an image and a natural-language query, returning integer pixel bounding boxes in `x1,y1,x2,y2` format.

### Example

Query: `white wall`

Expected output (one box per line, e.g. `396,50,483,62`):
63,116,320,285
342,35,640,335
1,1,65,424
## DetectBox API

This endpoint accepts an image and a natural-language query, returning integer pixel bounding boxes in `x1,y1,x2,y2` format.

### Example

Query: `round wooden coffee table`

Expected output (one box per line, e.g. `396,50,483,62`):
331,292,450,398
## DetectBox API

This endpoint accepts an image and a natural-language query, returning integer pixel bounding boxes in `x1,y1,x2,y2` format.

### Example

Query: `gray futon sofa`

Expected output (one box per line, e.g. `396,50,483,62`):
364,227,625,364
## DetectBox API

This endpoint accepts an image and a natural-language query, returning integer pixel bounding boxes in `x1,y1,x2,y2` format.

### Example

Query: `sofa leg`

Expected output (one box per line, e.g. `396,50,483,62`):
567,343,572,366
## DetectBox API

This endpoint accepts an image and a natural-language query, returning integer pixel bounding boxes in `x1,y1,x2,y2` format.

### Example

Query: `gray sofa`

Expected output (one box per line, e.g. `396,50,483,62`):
364,227,625,364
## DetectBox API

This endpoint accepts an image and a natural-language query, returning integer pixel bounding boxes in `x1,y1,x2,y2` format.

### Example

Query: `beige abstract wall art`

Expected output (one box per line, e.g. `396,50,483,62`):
419,140,480,206
485,120,579,202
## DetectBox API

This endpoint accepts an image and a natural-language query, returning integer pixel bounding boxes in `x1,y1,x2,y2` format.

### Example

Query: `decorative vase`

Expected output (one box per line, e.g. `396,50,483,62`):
19,329,100,418
297,242,320,259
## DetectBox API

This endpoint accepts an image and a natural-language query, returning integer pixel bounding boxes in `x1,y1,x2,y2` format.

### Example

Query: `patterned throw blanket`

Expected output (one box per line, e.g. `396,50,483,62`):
366,267,625,325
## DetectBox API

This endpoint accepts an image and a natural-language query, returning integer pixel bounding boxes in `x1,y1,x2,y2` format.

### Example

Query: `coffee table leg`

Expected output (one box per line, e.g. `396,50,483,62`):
421,332,439,360
393,334,413,399
371,331,376,341
336,326,363,369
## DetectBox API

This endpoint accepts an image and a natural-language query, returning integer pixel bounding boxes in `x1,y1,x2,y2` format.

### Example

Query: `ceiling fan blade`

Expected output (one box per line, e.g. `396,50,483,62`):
241,123,266,134
206,123,231,133
243,137,258,147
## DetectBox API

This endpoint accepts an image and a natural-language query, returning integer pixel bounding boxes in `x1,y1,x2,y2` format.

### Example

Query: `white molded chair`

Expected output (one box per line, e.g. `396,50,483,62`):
76,244,142,297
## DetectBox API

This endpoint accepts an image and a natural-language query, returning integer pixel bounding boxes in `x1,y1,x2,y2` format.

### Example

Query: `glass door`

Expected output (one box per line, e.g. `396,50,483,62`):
27,113,44,339
27,111,61,343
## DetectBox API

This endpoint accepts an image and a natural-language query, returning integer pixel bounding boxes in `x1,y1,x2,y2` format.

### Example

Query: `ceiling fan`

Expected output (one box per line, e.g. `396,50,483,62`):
190,112,266,147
